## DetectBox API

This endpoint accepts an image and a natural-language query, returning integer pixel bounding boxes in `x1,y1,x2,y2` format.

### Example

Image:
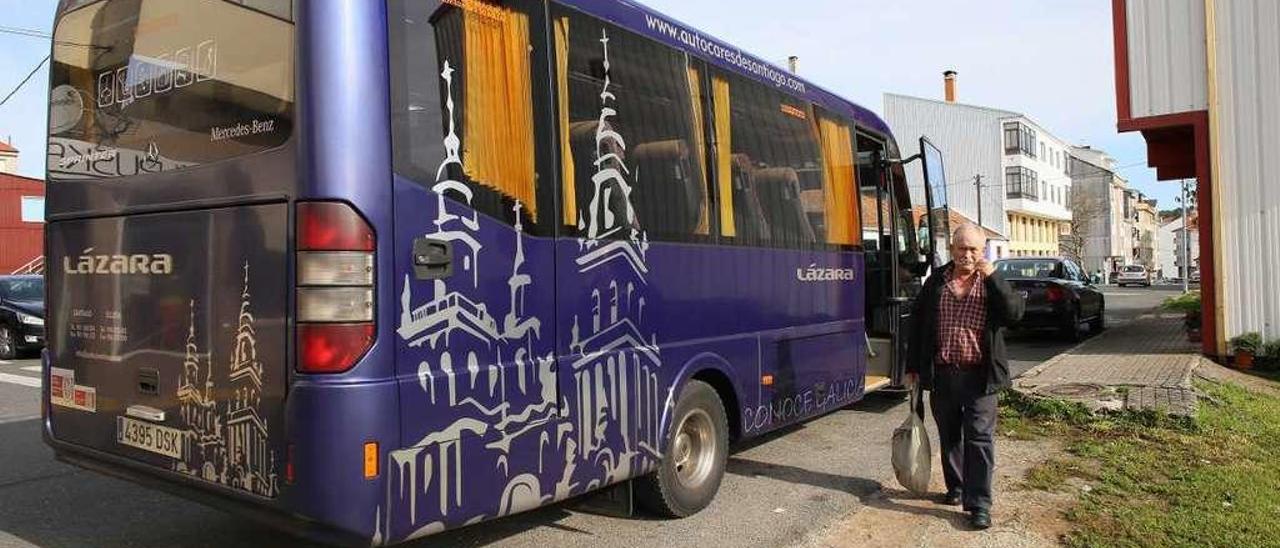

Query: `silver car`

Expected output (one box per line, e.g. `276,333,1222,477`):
1117,265,1152,287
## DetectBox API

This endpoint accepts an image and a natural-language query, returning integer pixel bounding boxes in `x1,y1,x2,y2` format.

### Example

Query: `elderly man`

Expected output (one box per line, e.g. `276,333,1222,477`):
907,224,1024,530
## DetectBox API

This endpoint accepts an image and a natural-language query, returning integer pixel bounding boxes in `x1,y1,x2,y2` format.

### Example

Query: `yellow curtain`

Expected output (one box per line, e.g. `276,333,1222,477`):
462,3,538,218
554,16,574,226
816,115,859,244
712,75,734,237
687,65,710,235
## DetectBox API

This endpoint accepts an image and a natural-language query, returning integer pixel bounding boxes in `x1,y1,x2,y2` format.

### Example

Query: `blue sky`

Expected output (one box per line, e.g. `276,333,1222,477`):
0,0,1175,207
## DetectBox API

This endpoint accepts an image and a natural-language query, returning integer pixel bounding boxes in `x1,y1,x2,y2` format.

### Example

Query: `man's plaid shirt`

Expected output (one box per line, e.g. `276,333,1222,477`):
935,271,987,367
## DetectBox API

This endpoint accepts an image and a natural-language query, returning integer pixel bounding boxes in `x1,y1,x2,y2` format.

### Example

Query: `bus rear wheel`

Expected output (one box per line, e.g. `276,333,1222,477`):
636,379,729,518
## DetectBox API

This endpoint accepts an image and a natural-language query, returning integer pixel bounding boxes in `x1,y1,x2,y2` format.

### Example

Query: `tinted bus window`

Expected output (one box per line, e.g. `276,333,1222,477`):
389,0,554,232
553,6,709,243
47,0,294,180
710,71,825,249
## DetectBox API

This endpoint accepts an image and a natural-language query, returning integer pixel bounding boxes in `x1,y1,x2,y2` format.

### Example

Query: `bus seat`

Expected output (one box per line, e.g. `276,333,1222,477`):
729,154,770,242
632,139,701,235
750,166,817,245
568,120,635,234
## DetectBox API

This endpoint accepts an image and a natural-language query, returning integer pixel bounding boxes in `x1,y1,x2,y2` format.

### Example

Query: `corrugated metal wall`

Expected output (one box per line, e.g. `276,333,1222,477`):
0,175,45,274
1213,0,1280,340
1126,0,1209,118
883,94,1008,237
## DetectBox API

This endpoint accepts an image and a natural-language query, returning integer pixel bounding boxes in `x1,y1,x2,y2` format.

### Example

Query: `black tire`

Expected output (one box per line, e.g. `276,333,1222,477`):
1089,301,1107,334
636,379,729,518
0,326,16,361
1061,308,1082,342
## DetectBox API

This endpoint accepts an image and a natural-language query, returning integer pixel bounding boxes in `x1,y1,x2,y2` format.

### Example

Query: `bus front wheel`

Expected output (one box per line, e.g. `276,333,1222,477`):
636,379,729,518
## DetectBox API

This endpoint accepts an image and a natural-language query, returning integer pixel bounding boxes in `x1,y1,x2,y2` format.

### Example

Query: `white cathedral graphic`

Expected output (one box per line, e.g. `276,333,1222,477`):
175,262,278,498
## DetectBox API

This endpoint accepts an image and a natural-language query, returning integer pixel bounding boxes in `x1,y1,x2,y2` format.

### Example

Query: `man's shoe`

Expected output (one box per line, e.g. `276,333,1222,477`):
969,509,992,530
938,491,962,506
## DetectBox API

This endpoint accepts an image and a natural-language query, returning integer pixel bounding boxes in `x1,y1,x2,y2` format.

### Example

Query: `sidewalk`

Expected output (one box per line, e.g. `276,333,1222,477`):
1013,311,1201,415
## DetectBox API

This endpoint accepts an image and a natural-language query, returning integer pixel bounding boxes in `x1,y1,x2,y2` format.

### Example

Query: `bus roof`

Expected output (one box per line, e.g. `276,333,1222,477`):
555,0,893,138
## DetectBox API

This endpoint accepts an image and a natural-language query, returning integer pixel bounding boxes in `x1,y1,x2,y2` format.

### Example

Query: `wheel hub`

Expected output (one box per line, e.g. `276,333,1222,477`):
673,409,715,487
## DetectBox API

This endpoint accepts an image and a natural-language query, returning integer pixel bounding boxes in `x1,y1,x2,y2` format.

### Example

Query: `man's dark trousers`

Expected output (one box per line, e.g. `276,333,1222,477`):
929,363,997,512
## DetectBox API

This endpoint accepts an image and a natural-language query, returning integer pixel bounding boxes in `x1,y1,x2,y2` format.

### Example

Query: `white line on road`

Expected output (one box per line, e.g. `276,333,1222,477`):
0,372,41,388
21,366,41,373
0,360,11,365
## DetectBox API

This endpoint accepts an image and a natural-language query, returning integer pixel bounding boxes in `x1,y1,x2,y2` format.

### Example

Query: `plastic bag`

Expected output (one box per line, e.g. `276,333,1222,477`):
891,381,932,494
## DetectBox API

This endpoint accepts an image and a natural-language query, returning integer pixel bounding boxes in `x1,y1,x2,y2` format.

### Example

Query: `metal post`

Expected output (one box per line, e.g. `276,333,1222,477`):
1181,179,1190,294
974,174,983,228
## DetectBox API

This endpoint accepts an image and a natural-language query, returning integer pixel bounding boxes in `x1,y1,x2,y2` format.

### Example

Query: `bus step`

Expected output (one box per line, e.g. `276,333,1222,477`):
569,478,635,518
864,375,892,392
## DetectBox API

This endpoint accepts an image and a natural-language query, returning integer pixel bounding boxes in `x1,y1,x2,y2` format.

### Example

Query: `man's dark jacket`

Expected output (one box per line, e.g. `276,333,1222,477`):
906,263,1026,395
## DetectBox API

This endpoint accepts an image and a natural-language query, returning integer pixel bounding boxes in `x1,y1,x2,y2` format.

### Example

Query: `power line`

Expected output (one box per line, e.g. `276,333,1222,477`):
0,25,51,39
0,55,50,107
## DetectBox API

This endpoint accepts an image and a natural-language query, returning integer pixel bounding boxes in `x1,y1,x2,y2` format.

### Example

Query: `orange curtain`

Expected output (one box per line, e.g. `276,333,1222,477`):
462,3,538,218
712,75,734,237
554,16,575,226
816,115,859,244
687,65,710,235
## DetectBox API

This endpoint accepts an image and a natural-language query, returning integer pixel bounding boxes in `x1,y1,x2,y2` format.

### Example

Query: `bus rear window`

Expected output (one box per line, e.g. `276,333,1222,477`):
47,0,294,180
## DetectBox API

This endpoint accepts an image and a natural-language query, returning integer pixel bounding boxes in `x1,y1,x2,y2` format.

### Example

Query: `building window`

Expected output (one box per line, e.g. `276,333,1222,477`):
1003,122,1020,155
1005,166,1038,200
1039,142,1045,160
1004,121,1036,157
20,196,44,223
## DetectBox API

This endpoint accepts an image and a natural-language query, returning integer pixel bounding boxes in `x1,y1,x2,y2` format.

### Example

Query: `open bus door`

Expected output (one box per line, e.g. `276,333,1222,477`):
858,135,948,393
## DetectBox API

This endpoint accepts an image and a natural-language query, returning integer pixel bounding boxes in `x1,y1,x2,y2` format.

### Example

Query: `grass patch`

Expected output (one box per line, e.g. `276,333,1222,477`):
1002,382,1280,548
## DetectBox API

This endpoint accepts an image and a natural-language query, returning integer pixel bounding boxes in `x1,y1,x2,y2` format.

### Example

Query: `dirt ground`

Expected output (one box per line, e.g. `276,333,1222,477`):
800,437,1076,548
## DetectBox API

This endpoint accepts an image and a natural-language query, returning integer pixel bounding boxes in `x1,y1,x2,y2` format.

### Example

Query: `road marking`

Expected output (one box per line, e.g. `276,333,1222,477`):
0,360,11,365
0,372,41,388
21,366,41,373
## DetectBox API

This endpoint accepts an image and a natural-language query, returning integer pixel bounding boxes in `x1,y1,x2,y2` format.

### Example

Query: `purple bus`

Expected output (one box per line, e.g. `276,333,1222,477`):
42,0,949,544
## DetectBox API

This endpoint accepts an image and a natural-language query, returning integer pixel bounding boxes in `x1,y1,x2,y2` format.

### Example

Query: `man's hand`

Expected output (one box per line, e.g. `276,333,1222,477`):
977,259,995,277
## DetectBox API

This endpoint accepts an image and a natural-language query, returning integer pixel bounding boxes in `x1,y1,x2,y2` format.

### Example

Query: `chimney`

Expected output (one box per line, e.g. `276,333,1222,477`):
943,70,957,102
787,56,799,74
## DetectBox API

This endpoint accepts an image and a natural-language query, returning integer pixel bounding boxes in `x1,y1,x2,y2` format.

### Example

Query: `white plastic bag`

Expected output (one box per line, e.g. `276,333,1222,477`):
891,381,932,494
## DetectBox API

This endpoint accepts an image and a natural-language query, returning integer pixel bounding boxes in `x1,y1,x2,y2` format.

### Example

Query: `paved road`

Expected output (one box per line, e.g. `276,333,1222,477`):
0,286,1175,548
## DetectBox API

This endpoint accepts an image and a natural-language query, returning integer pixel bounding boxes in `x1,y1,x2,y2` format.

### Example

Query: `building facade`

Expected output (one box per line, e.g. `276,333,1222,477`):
883,92,1009,251
1113,0,1280,353
1133,196,1160,270
1002,117,1074,257
0,142,45,274
1069,148,1132,276
885,84,1074,258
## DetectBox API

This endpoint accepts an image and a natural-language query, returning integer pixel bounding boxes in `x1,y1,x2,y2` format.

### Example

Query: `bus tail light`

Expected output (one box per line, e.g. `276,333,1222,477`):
296,202,375,374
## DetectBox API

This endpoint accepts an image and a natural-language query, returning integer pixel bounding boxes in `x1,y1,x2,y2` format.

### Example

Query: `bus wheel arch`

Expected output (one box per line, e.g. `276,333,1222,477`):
636,356,738,518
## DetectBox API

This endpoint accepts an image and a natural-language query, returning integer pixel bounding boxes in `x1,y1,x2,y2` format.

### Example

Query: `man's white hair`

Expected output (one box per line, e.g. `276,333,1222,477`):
951,223,988,245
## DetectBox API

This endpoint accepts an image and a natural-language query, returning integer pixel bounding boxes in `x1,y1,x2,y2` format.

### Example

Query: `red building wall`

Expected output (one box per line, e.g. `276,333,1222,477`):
0,172,46,274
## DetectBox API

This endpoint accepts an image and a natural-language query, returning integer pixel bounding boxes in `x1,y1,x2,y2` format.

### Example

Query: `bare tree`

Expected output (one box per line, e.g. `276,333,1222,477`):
1063,186,1107,264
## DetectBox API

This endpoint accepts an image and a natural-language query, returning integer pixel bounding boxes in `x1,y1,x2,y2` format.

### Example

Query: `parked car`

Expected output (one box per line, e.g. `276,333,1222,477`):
995,257,1105,341
0,275,45,359
1116,265,1152,287
1190,269,1201,284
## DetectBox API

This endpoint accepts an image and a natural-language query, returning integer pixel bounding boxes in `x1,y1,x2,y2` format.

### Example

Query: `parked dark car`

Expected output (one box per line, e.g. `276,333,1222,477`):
995,257,1105,341
0,275,44,359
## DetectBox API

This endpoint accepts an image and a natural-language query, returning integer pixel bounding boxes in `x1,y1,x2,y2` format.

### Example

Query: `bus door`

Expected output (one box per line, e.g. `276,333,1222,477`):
857,134,927,391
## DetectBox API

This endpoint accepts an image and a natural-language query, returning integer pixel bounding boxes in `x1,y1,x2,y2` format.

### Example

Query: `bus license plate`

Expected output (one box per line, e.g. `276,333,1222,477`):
116,416,184,459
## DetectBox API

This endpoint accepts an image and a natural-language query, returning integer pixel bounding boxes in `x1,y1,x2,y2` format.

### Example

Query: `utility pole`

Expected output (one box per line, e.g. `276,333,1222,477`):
1180,178,1190,294
974,174,983,228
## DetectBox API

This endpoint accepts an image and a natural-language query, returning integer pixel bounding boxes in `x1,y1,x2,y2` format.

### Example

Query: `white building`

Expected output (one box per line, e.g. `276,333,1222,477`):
1114,0,1280,353
1069,147,1133,276
884,76,1072,260
1157,217,1178,280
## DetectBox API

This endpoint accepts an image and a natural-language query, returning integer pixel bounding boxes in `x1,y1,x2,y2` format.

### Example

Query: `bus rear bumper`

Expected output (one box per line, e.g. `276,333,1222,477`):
44,435,368,547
